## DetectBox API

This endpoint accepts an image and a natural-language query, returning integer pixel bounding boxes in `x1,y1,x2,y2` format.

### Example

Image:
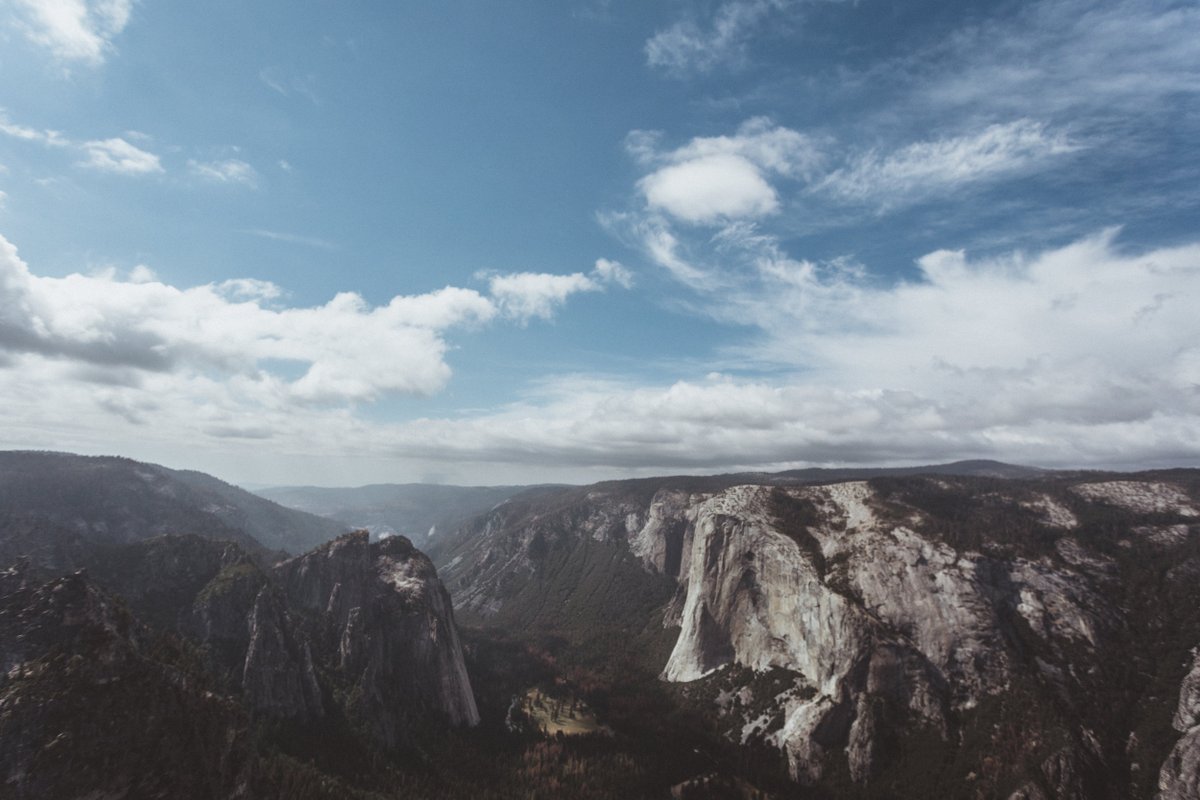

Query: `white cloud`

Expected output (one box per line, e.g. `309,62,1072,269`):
491,235,1190,465
716,229,1200,434
638,221,715,288
634,118,822,225
330,230,1200,472
641,154,777,224
0,232,495,402
0,234,628,414
646,0,792,75
189,159,259,187
7,0,134,66
913,0,1200,120
592,258,633,289
817,120,1079,208
3,230,1197,479
80,137,163,175
258,67,320,104
243,229,336,251
665,118,824,181
486,259,632,323
0,114,69,148
127,264,156,283
2,113,164,178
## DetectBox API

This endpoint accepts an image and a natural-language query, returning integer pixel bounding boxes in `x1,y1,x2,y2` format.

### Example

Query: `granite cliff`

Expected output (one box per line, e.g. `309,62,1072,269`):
438,470,1200,798
0,527,478,798
275,530,480,738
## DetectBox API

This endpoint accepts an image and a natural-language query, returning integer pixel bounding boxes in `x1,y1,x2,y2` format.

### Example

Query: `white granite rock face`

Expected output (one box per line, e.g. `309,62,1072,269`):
1072,481,1199,517
660,482,1113,783
1159,649,1200,800
442,474,1200,791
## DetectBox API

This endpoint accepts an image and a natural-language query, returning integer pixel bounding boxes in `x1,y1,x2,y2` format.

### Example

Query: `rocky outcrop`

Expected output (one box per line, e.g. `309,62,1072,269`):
659,482,1127,785
274,531,479,742
240,585,324,720
440,471,1200,797
1159,648,1200,799
81,533,325,722
0,567,260,799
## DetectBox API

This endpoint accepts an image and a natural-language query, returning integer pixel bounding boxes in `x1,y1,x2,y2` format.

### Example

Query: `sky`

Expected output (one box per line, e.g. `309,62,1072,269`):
0,0,1198,487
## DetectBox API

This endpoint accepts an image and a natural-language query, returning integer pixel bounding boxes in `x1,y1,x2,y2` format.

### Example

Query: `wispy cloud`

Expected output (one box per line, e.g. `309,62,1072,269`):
2,112,163,178
189,159,259,187
0,115,69,148
816,120,1079,209
79,137,163,175
258,66,320,104
911,0,1200,120
646,0,793,75
6,0,134,66
243,229,337,251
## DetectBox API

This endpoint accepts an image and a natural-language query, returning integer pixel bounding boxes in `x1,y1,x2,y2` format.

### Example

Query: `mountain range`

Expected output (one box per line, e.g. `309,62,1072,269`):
254,482,535,548
1,450,1198,799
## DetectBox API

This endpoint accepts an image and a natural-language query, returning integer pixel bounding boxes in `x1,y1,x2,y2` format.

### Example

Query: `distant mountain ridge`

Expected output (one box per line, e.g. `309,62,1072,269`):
255,463,1043,551
0,450,348,555
255,482,541,548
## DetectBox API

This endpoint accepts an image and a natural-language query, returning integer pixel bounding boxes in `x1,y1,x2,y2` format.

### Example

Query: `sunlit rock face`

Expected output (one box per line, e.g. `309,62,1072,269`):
657,481,1137,786
1160,649,1200,800
275,530,479,741
442,470,1200,796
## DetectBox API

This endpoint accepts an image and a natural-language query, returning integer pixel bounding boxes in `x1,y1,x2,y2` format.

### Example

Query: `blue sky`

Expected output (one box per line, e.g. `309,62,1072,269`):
0,0,1198,486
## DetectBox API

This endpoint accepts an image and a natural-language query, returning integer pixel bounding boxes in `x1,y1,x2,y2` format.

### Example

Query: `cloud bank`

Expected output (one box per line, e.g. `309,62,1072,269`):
4,230,1197,477
0,235,629,405
371,230,1200,471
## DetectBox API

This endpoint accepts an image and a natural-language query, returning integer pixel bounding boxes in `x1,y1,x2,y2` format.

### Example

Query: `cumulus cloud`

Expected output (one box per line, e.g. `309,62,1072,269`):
634,118,822,225
80,137,163,175
7,0,134,66
360,230,1200,472
486,259,633,323
642,154,777,224
0,233,488,402
9,229,1194,477
817,120,1079,208
189,158,259,187
0,234,630,414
